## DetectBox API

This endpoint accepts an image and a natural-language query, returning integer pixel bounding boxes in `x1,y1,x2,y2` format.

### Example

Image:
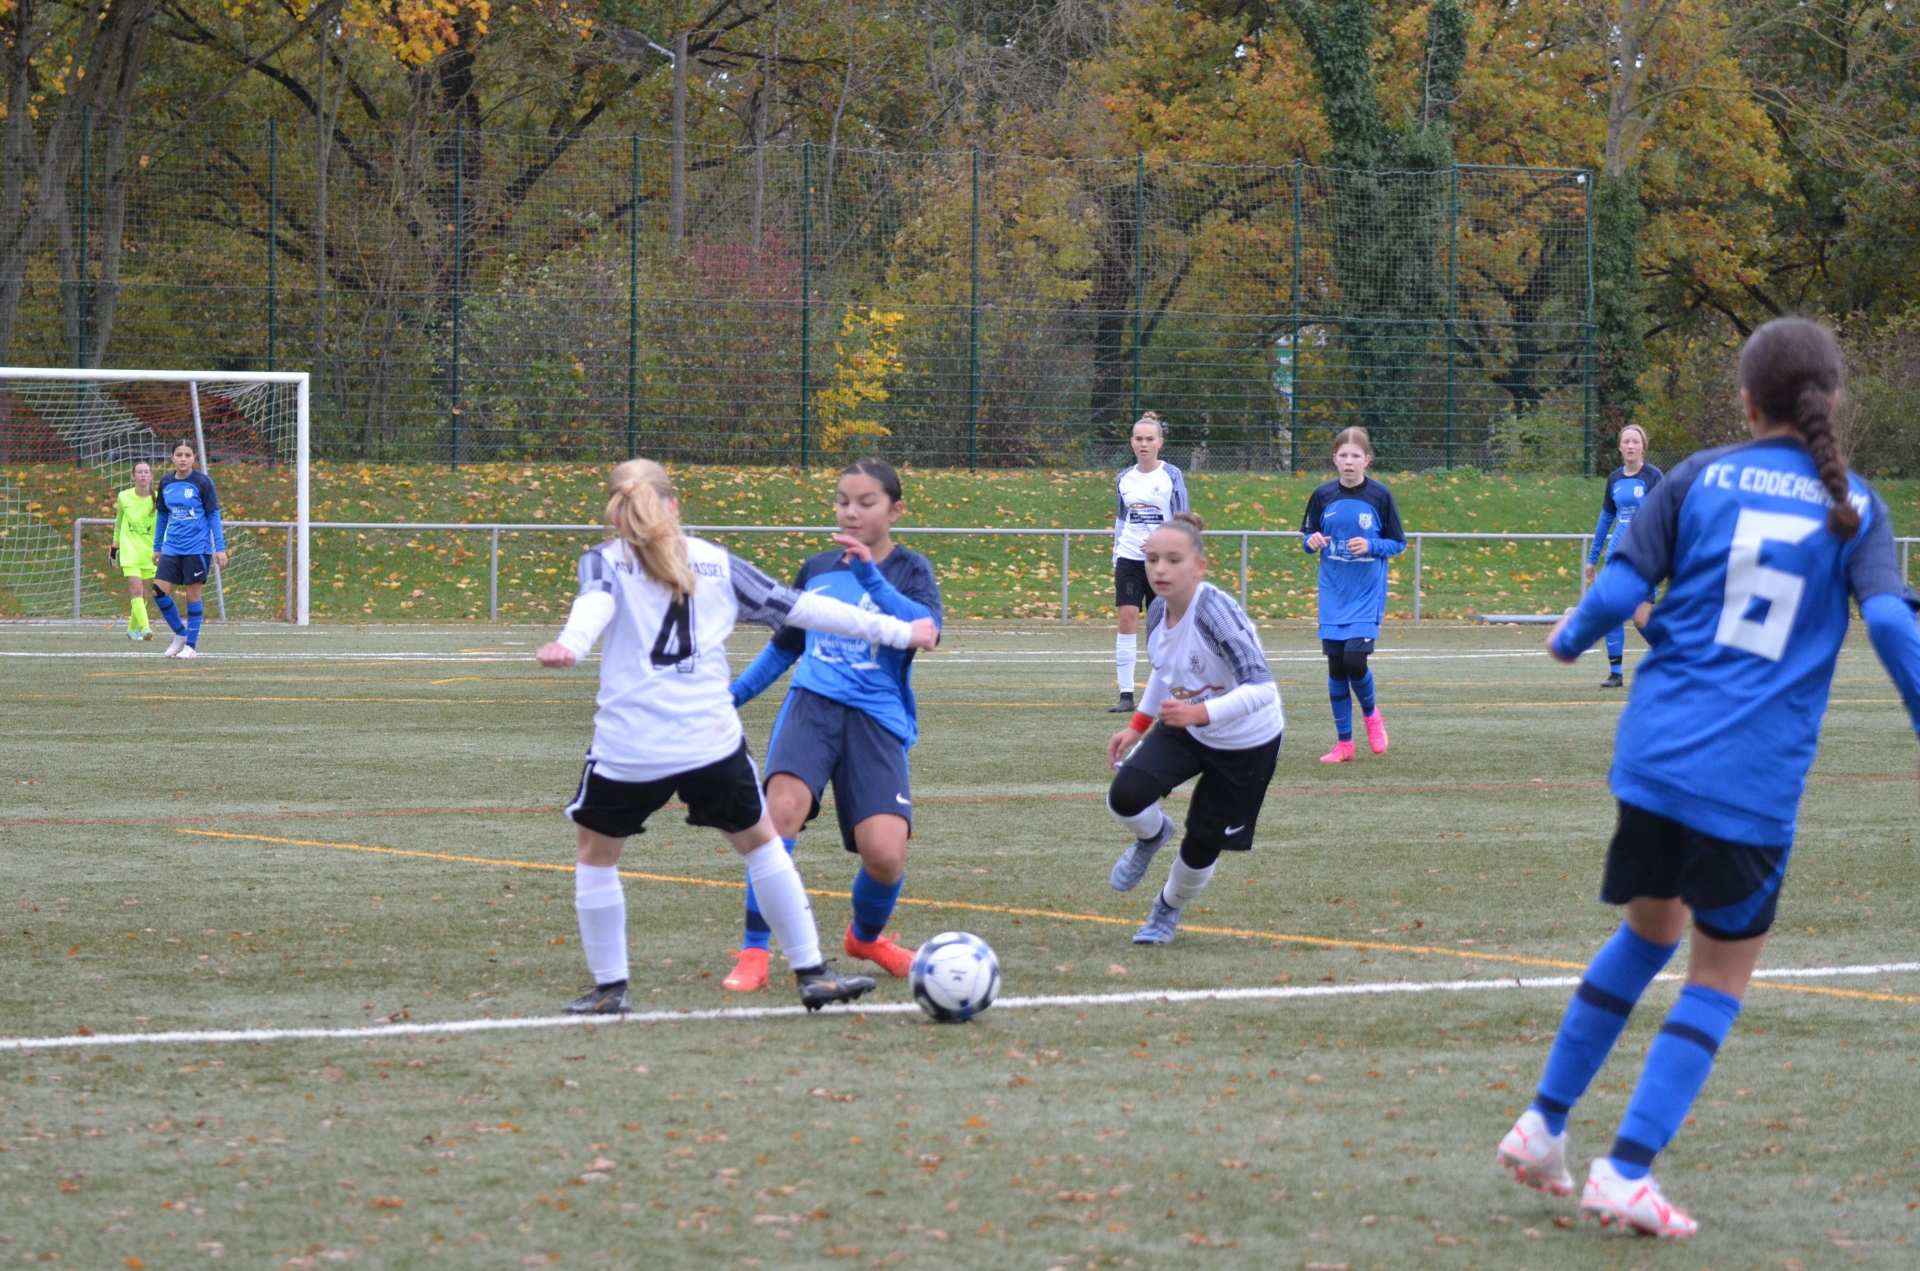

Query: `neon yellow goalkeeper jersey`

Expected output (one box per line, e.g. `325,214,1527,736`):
114,486,158,572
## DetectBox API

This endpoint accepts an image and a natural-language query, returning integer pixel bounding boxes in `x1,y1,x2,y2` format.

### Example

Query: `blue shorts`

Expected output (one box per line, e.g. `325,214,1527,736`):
155,553,211,587
764,686,913,853
1600,801,1788,940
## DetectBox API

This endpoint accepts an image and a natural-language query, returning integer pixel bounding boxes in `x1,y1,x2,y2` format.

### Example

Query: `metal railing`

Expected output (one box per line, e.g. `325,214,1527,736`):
70,519,1920,624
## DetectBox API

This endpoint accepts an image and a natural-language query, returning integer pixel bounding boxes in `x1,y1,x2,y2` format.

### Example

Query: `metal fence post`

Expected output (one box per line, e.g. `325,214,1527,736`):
489,527,500,622
1446,167,1458,469
1412,534,1422,623
1060,532,1071,626
1583,171,1595,478
268,118,278,371
72,520,82,619
799,140,812,471
1131,153,1145,419
450,118,464,471
968,147,980,473
1240,532,1249,608
1290,159,1303,474
285,525,295,622
628,132,641,459
1581,535,1592,595
1904,538,1911,587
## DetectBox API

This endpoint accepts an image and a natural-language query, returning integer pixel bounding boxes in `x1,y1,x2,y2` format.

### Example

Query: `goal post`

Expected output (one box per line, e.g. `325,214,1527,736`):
0,369,310,625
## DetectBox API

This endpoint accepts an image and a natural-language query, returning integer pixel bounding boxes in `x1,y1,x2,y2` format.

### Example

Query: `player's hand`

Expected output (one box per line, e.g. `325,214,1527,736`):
832,532,873,563
1108,728,1143,768
535,642,578,668
906,618,939,650
214,550,229,569
108,545,118,563
1346,536,1370,557
1546,614,1577,664
1583,563,1597,585
1158,698,1210,728
1305,532,1328,552
1631,600,1653,629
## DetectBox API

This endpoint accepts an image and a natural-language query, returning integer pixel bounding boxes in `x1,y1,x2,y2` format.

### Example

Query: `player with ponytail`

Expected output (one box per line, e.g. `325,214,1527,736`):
537,459,938,1016
1496,318,1920,1235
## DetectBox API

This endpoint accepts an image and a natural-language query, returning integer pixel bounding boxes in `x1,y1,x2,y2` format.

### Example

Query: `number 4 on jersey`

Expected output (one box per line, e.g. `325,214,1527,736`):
651,597,696,667
1715,508,1822,662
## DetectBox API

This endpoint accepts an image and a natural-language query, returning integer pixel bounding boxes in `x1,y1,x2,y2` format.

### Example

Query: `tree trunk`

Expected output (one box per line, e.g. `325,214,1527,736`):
83,5,157,368
670,31,688,245
1089,178,1136,437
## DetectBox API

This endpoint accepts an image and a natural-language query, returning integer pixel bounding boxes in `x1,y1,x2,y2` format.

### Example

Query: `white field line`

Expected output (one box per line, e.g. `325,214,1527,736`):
3,962,1914,1053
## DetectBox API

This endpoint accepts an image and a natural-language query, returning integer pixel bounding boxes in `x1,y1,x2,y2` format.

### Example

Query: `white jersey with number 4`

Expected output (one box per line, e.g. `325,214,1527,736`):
1113,462,1190,561
556,536,917,783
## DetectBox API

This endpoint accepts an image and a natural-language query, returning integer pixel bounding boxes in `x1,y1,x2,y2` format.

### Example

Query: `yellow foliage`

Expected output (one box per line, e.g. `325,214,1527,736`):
813,308,905,453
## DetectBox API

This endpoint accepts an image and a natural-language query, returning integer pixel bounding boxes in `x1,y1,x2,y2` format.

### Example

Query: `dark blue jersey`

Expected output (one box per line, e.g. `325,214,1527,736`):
730,546,943,746
153,470,225,556
1589,464,1663,564
1562,437,1914,845
1300,477,1406,639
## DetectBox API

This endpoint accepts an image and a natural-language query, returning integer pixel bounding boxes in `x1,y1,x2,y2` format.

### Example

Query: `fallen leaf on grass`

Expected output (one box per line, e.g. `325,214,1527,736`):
1434,1234,1459,1245
519,1258,557,1268
57,1182,79,1193
1304,1263,1351,1271
1007,1075,1030,1088
1107,964,1127,976
807,1087,855,1102
822,1246,863,1257
1218,1159,1249,1170
1552,1216,1575,1228
366,1198,402,1209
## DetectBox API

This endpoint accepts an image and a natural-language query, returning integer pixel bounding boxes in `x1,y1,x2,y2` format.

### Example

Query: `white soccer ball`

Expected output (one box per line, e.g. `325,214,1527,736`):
909,931,1001,1023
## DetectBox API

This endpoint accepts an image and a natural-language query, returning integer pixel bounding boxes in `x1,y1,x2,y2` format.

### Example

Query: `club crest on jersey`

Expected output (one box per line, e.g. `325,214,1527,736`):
1358,512,1373,529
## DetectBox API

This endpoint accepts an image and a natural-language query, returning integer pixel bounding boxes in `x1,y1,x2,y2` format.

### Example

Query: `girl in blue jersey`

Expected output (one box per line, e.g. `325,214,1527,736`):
1299,428,1405,762
151,441,228,660
1586,424,1663,687
1496,318,1920,1238
724,459,943,992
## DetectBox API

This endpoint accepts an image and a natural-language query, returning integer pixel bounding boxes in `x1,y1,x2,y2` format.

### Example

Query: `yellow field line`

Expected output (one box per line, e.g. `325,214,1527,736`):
175,828,1918,1004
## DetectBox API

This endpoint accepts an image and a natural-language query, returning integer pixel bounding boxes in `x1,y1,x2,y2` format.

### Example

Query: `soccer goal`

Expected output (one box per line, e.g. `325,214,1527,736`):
0,369,309,624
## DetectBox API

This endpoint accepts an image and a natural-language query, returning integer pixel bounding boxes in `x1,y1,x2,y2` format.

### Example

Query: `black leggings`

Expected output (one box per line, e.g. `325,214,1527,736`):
1322,637,1374,683
1109,756,1226,871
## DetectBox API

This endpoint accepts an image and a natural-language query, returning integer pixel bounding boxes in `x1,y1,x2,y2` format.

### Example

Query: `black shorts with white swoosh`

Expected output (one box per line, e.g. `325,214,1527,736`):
1115,724,1281,857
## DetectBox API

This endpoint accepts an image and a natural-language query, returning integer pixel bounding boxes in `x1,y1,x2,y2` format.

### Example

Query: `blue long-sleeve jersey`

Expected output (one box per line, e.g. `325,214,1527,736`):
729,547,943,746
1553,436,1920,846
1588,464,1663,564
153,470,225,556
1300,476,1405,639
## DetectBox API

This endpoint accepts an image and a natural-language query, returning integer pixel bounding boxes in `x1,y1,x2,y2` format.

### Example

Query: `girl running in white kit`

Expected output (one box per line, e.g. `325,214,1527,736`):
536,459,939,1014
1104,512,1284,944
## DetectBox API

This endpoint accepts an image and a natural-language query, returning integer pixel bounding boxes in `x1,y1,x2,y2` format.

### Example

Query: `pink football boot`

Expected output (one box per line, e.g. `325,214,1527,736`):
1319,739,1356,764
1363,710,1388,754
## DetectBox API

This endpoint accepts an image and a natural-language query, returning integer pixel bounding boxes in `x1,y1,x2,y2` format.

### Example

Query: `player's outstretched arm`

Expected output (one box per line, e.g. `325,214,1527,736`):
1863,594,1920,732
730,640,801,707
1550,558,1655,663
727,552,934,649
539,552,617,667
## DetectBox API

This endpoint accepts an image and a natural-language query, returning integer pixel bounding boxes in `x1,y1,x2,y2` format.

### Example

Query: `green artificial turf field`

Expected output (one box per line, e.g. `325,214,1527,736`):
4,621,1918,1268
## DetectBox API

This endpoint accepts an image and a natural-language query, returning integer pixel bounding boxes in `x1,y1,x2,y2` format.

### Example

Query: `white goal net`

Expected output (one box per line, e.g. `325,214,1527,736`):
0,370,309,624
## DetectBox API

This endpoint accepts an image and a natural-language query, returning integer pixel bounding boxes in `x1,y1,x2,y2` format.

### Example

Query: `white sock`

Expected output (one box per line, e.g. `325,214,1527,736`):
1159,856,1215,911
1117,633,1138,695
743,839,822,970
574,863,629,986
1107,796,1166,842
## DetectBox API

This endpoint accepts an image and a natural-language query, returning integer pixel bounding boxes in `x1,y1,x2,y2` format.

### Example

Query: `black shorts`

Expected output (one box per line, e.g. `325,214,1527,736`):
1320,637,1375,660
764,687,912,853
1114,557,1150,609
155,553,211,587
565,742,766,840
1117,725,1281,854
1600,801,1789,941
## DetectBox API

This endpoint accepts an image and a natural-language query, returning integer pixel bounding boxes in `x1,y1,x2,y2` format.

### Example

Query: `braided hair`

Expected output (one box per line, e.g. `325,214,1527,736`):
1738,317,1857,539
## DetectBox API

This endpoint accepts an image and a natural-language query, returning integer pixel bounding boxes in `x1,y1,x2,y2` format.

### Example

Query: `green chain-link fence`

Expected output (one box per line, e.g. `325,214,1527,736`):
2,127,1593,471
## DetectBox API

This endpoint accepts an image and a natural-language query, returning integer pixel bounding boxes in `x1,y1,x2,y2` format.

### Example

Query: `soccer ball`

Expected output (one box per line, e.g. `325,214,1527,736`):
908,931,1000,1023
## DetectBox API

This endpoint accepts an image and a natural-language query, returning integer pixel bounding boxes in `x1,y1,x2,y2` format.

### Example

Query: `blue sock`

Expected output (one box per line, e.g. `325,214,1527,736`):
1328,677,1353,741
185,600,204,647
741,837,797,952
849,867,904,943
1532,924,1678,1135
1353,670,1376,715
1609,984,1742,1178
154,592,185,635
1606,625,1625,670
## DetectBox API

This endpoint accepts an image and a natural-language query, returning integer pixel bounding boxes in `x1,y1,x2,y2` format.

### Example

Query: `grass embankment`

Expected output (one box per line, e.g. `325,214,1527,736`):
11,463,1919,622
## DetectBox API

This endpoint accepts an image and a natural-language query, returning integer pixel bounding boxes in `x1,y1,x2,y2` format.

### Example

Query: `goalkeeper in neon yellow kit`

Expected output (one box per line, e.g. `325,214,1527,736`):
110,461,158,641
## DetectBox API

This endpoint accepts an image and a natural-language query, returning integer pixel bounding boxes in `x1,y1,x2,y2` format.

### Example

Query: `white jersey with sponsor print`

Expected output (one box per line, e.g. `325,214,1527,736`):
559,536,916,783
1112,462,1190,561
1139,583,1284,750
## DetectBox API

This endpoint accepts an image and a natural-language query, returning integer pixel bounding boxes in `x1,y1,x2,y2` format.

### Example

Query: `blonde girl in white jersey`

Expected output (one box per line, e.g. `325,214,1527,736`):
1111,412,1189,712
1104,511,1284,944
536,460,938,1014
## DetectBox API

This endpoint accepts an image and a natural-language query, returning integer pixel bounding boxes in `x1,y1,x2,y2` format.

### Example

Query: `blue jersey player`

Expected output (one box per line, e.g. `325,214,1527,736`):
1587,424,1663,687
725,459,944,991
150,440,228,660
1300,427,1405,762
1496,318,1920,1237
